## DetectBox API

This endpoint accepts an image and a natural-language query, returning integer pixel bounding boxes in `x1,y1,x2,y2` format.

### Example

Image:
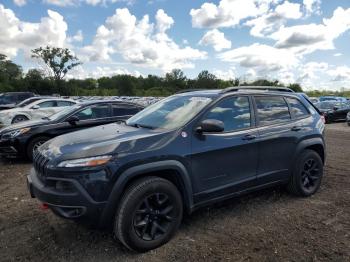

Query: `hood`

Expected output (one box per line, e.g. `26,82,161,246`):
0,108,25,114
0,119,49,133
39,123,171,161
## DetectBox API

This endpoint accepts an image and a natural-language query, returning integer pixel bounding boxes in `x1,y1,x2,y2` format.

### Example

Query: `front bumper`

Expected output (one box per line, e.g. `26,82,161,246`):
0,138,22,157
27,168,106,223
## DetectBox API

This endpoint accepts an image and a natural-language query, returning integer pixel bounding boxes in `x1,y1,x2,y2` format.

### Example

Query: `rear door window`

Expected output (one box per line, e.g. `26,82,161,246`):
255,96,291,126
37,101,56,108
73,104,111,120
112,104,141,116
285,97,309,118
57,101,75,107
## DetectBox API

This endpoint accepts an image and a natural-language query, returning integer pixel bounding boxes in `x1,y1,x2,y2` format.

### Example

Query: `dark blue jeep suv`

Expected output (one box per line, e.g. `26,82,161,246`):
27,87,326,252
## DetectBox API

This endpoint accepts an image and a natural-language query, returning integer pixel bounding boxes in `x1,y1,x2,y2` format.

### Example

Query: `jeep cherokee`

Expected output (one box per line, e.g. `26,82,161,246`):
27,86,326,252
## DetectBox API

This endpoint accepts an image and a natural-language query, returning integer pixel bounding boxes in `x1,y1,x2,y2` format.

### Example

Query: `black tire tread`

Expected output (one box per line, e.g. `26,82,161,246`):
287,149,323,197
115,176,181,252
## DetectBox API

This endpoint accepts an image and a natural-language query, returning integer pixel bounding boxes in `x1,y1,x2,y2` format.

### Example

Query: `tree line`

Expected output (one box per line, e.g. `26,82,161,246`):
1,46,347,97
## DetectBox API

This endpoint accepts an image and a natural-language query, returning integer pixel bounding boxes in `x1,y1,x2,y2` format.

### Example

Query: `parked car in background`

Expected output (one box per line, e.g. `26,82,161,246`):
0,92,36,111
0,100,144,160
14,96,53,108
0,98,77,126
309,97,319,104
315,101,350,123
319,96,347,103
27,87,325,252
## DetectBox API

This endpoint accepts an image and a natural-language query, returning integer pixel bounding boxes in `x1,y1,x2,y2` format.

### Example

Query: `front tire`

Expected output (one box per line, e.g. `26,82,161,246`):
114,177,183,252
287,149,323,197
26,136,50,161
12,115,29,124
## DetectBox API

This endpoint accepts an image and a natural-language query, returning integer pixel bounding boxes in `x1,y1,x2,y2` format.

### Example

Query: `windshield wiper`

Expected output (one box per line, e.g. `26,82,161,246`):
128,123,155,129
42,117,50,120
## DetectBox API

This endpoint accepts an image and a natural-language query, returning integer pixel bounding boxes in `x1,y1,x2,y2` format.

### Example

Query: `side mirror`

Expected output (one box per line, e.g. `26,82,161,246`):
31,105,40,110
196,119,224,133
66,115,79,125
333,106,339,111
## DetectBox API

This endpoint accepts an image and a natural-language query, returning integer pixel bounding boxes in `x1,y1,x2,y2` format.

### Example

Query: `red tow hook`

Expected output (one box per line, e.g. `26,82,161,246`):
40,203,49,210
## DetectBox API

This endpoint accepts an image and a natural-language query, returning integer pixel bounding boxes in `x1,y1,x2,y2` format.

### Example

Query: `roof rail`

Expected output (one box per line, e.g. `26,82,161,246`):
221,86,294,94
175,89,208,94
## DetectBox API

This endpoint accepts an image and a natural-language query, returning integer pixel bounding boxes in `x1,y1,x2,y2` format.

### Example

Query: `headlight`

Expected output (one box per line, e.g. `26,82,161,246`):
2,128,31,139
57,155,112,168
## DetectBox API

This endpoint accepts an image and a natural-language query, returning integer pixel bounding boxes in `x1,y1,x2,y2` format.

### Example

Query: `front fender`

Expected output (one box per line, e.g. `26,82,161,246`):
99,160,193,226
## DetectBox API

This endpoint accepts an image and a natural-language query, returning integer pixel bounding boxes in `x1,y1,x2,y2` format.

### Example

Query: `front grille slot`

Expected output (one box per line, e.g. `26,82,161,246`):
33,151,49,178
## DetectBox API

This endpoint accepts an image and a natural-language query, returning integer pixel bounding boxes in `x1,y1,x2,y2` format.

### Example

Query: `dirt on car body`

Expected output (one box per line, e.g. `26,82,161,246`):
0,123,350,261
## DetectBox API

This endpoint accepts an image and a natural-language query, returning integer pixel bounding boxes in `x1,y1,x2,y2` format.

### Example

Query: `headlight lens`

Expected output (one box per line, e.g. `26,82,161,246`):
2,128,31,139
57,155,112,168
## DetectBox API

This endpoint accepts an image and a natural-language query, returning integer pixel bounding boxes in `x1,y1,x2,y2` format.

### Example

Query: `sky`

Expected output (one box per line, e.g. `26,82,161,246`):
1,0,350,90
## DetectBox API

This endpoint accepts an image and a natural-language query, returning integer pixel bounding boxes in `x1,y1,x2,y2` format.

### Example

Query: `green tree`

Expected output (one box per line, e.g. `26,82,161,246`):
164,69,187,91
288,83,303,92
31,46,81,94
195,70,218,89
0,54,23,82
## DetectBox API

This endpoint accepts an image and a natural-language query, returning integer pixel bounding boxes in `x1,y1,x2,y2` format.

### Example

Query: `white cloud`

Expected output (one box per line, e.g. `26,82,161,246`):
246,1,302,37
199,29,231,51
303,0,321,15
68,30,83,43
0,4,67,58
275,1,302,19
334,53,342,57
328,66,350,82
43,0,134,7
82,8,207,71
67,65,142,79
218,43,299,72
271,7,350,54
297,62,328,82
13,0,27,6
190,0,277,29
213,67,236,80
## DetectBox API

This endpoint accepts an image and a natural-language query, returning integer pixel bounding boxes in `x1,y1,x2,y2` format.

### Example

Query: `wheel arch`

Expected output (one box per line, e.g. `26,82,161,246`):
295,137,325,164
99,160,194,227
12,113,31,123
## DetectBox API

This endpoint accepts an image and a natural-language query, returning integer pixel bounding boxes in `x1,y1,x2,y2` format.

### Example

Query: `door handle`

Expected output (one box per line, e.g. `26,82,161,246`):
291,126,302,131
242,134,256,141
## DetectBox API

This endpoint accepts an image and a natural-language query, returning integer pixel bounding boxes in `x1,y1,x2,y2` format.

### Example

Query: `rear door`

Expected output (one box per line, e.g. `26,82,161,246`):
253,95,298,184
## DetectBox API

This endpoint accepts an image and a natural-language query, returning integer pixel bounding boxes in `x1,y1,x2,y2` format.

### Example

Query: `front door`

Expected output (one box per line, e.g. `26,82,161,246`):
191,96,259,203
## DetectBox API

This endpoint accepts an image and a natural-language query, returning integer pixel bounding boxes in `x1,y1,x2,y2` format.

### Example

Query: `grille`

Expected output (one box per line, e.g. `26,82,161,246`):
33,151,50,178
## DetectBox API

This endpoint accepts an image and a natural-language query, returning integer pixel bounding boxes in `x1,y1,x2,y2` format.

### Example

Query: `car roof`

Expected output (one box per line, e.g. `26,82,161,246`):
78,100,144,107
176,86,294,97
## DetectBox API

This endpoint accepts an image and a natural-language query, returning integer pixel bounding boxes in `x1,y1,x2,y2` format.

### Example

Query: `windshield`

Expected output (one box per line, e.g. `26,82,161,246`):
17,98,41,108
126,95,213,130
0,95,15,105
47,104,82,121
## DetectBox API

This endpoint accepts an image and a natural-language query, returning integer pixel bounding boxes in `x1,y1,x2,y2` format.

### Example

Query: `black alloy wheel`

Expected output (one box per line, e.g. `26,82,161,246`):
301,158,322,194
133,193,174,241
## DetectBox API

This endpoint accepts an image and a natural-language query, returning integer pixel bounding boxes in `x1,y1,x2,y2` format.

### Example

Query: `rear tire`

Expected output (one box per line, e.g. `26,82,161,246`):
114,177,183,252
26,136,50,161
12,115,29,124
287,149,323,197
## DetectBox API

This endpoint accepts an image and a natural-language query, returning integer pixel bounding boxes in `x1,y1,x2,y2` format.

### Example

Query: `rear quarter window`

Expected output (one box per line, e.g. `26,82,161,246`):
285,97,310,118
255,96,291,126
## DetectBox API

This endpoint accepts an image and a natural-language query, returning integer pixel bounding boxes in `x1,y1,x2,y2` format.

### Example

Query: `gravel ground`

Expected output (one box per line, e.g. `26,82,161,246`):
0,123,349,262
